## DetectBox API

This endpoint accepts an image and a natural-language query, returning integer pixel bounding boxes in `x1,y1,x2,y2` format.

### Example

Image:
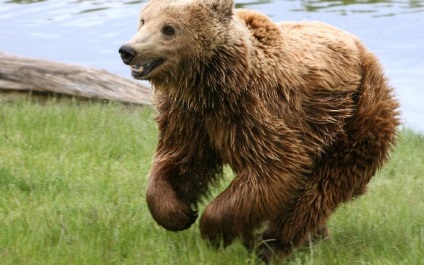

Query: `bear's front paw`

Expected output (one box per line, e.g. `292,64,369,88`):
199,204,238,248
147,183,198,231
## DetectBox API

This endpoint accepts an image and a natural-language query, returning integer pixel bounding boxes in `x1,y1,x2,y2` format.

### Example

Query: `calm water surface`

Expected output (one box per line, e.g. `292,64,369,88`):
0,0,423,131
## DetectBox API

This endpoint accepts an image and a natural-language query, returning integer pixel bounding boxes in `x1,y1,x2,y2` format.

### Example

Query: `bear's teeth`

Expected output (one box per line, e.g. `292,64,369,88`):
131,65,143,71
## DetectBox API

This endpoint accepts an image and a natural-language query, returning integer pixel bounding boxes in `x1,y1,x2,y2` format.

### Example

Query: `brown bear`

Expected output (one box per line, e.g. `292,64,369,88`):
119,0,400,262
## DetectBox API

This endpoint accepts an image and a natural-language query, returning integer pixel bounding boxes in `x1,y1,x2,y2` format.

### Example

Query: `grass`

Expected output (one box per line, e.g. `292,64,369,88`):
0,96,423,264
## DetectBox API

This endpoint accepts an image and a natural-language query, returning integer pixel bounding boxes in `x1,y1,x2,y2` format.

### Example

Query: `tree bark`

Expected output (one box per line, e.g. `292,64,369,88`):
0,52,151,105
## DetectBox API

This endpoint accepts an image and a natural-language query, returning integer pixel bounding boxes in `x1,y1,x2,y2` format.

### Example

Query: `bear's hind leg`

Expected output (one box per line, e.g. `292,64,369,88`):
257,47,400,264
257,129,398,262
257,149,367,263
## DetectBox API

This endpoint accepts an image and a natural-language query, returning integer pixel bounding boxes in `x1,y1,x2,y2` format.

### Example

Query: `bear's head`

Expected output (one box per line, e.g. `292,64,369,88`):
119,0,235,82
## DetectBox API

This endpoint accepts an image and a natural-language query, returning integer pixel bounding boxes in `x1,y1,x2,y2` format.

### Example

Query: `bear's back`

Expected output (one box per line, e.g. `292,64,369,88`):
235,9,365,93
278,20,359,49
277,20,364,92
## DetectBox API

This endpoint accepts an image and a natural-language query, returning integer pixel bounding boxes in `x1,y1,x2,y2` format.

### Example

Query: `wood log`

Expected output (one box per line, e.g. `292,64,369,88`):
0,52,151,105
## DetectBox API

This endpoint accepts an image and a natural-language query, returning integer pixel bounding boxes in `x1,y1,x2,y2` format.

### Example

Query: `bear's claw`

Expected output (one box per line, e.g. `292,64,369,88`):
174,208,198,231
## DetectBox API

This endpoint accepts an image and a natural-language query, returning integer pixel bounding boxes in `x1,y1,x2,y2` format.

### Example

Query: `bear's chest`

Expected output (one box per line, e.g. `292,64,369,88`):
203,114,253,169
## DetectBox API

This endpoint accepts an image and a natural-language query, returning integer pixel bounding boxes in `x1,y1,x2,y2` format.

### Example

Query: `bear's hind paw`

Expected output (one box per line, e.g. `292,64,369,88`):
256,238,292,264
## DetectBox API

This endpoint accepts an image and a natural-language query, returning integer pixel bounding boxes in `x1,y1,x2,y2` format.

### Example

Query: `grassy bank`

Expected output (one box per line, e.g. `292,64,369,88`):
0,98,423,264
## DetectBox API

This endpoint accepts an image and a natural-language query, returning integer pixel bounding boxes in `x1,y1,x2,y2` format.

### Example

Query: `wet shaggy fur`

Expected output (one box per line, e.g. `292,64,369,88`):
119,0,400,262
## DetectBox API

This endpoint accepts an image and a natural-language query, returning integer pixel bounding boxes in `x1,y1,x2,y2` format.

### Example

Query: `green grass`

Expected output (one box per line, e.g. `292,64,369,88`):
0,97,423,264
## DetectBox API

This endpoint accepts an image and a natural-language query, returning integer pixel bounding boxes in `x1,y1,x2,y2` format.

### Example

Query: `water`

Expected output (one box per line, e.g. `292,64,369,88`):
0,0,423,131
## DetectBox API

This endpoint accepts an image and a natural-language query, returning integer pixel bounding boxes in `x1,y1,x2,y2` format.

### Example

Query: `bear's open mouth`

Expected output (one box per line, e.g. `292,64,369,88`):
130,58,165,79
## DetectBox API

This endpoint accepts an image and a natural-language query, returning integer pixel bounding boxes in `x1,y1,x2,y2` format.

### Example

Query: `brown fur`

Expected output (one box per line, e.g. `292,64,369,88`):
119,0,400,262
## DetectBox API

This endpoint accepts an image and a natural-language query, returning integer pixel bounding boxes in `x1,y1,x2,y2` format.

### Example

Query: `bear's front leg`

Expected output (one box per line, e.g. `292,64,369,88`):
200,193,253,248
146,99,224,231
199,170,306,249
146,137,223,231
146,161,199,231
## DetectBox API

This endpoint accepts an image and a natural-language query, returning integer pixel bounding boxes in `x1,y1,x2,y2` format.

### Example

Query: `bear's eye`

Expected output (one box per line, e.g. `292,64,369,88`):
162,25,175,36
140,19,145,26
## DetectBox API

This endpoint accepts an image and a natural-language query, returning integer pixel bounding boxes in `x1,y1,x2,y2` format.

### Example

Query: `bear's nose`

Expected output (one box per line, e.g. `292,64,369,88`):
119,45,135,64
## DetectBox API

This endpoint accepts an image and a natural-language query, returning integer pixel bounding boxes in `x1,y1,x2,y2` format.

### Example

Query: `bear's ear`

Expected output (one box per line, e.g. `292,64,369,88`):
203,0,234,21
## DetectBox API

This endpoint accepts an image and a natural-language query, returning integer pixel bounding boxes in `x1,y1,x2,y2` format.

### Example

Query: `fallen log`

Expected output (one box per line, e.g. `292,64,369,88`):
0,52,151,105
